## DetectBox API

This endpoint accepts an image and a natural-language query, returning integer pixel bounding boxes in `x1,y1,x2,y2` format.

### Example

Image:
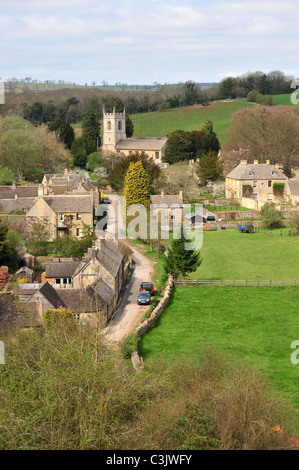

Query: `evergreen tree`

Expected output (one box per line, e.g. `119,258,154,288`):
48,118,75,149
123,161,151,212
165,226,201,281
82,102,100,153
196,151,224,182
126,115,134,137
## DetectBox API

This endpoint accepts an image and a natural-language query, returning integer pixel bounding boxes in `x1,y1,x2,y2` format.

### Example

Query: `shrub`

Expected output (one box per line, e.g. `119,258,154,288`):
122,332,140,359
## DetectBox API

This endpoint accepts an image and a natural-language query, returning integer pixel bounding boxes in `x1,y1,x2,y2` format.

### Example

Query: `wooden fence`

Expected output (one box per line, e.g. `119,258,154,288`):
174,279,299,287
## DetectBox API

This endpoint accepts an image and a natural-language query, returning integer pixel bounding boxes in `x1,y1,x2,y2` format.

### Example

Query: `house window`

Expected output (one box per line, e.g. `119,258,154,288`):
59,214,64,221
171,215,175,220
129,151,132,155
107,121,111,130
272,171,277,176
253,193,258,200
268,194,273,201
268,180,272,187
76,213,81,220
118,121,122,130
77,228,83,237
253,181,257,187
155,152,159,159
248,171,254,176
55,278,61,284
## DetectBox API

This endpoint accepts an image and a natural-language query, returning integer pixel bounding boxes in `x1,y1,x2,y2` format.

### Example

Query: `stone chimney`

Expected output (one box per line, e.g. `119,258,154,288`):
266,160,270,165
161,190,165,197
12,181,16,190
240,160,247,165
254,159,259,165
179,190,183,198
38,184,44,197
14,194,17,200
275,163,280,169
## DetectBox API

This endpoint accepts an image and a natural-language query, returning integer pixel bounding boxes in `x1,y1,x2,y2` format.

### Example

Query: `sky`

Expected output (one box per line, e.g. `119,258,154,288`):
1,0,299,85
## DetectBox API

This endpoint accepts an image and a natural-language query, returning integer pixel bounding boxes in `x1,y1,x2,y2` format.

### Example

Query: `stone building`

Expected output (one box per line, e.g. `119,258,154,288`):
102,107,167,163
225,160,289,208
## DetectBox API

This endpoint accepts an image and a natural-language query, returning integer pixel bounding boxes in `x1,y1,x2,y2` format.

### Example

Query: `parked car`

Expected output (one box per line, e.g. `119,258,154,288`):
102,196,111,204
137,291,151,305
139,282,154,295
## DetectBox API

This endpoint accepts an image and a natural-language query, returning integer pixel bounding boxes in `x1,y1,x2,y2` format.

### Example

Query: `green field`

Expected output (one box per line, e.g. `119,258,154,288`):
189,227,299,281
139,286,299,422
130,99,253,144
274,93,299,106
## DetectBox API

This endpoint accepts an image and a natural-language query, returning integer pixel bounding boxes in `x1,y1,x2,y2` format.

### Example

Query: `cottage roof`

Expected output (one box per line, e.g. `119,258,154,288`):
83,239,123,278
37,282,67,309
0,197,37,214
57,286,107,314
0,292,17,331
115,137,167,152
95,240,123,278
43,195,93,213
93,278,116,304
226,163,287,181
288,179,299,197
45,260,84,279
151,194,183,207
0,185,40,199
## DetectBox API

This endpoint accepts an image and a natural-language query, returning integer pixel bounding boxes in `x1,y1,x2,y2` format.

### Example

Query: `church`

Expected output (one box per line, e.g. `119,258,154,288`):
102,108,168,164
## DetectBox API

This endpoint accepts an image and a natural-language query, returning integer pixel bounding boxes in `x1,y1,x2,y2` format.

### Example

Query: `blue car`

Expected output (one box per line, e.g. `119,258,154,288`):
138,291,151,305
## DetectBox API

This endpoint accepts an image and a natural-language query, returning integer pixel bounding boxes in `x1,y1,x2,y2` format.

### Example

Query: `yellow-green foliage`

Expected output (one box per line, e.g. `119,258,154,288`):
123,161,151,212
43,306,74,325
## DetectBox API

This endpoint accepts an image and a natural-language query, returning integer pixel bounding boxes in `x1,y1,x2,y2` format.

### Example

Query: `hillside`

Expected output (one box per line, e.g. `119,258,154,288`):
130,99,254,145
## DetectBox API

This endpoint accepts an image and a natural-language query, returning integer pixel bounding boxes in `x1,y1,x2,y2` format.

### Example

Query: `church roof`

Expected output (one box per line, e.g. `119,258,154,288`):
115,137,167,152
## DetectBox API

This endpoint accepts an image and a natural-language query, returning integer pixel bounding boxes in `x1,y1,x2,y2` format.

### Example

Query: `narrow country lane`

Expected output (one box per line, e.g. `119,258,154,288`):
101,194,155,345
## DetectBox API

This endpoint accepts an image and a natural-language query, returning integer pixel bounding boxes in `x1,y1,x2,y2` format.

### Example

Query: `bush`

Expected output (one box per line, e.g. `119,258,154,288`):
261,203,282,228
122,332,140,359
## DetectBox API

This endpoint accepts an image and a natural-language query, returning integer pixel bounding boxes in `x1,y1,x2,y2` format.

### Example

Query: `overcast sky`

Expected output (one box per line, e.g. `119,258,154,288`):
1,0,299,85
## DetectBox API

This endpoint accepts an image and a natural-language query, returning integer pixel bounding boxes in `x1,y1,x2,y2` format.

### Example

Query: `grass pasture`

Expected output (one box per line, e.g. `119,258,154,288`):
130,99,253,144
190,227,299,281
139,286,299,421
274,93,298,106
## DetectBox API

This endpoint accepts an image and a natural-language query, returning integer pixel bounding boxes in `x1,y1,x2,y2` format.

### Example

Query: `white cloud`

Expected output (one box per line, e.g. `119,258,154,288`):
1,0,299,83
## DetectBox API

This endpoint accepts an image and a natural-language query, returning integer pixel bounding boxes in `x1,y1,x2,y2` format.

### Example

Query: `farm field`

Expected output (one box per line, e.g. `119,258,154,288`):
189,227,299,281
274,93,297,106
139,286,299,423
130,99,253,144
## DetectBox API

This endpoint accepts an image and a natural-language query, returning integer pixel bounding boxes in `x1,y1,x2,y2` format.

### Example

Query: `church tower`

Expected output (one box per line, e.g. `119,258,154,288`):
102,107,126,154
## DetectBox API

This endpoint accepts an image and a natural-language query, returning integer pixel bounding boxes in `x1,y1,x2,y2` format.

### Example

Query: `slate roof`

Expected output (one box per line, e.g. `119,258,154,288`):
45,260,84,279
115,137,167,152
37,282,67,309
288,179,299,197
43,195,93,213
151,194,184,208
0,292,18,331
0,197,37,214
57,286,107,314
95,240,123,278
92,278,116,304
0,185,39,199
84,239,123,278
226,163,287,181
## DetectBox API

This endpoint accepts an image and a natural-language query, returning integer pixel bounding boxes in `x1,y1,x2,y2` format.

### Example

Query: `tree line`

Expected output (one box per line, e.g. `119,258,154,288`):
208,70,293,101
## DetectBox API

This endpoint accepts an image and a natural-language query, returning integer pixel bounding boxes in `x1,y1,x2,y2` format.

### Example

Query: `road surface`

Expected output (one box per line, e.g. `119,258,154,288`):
101,195,155,346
